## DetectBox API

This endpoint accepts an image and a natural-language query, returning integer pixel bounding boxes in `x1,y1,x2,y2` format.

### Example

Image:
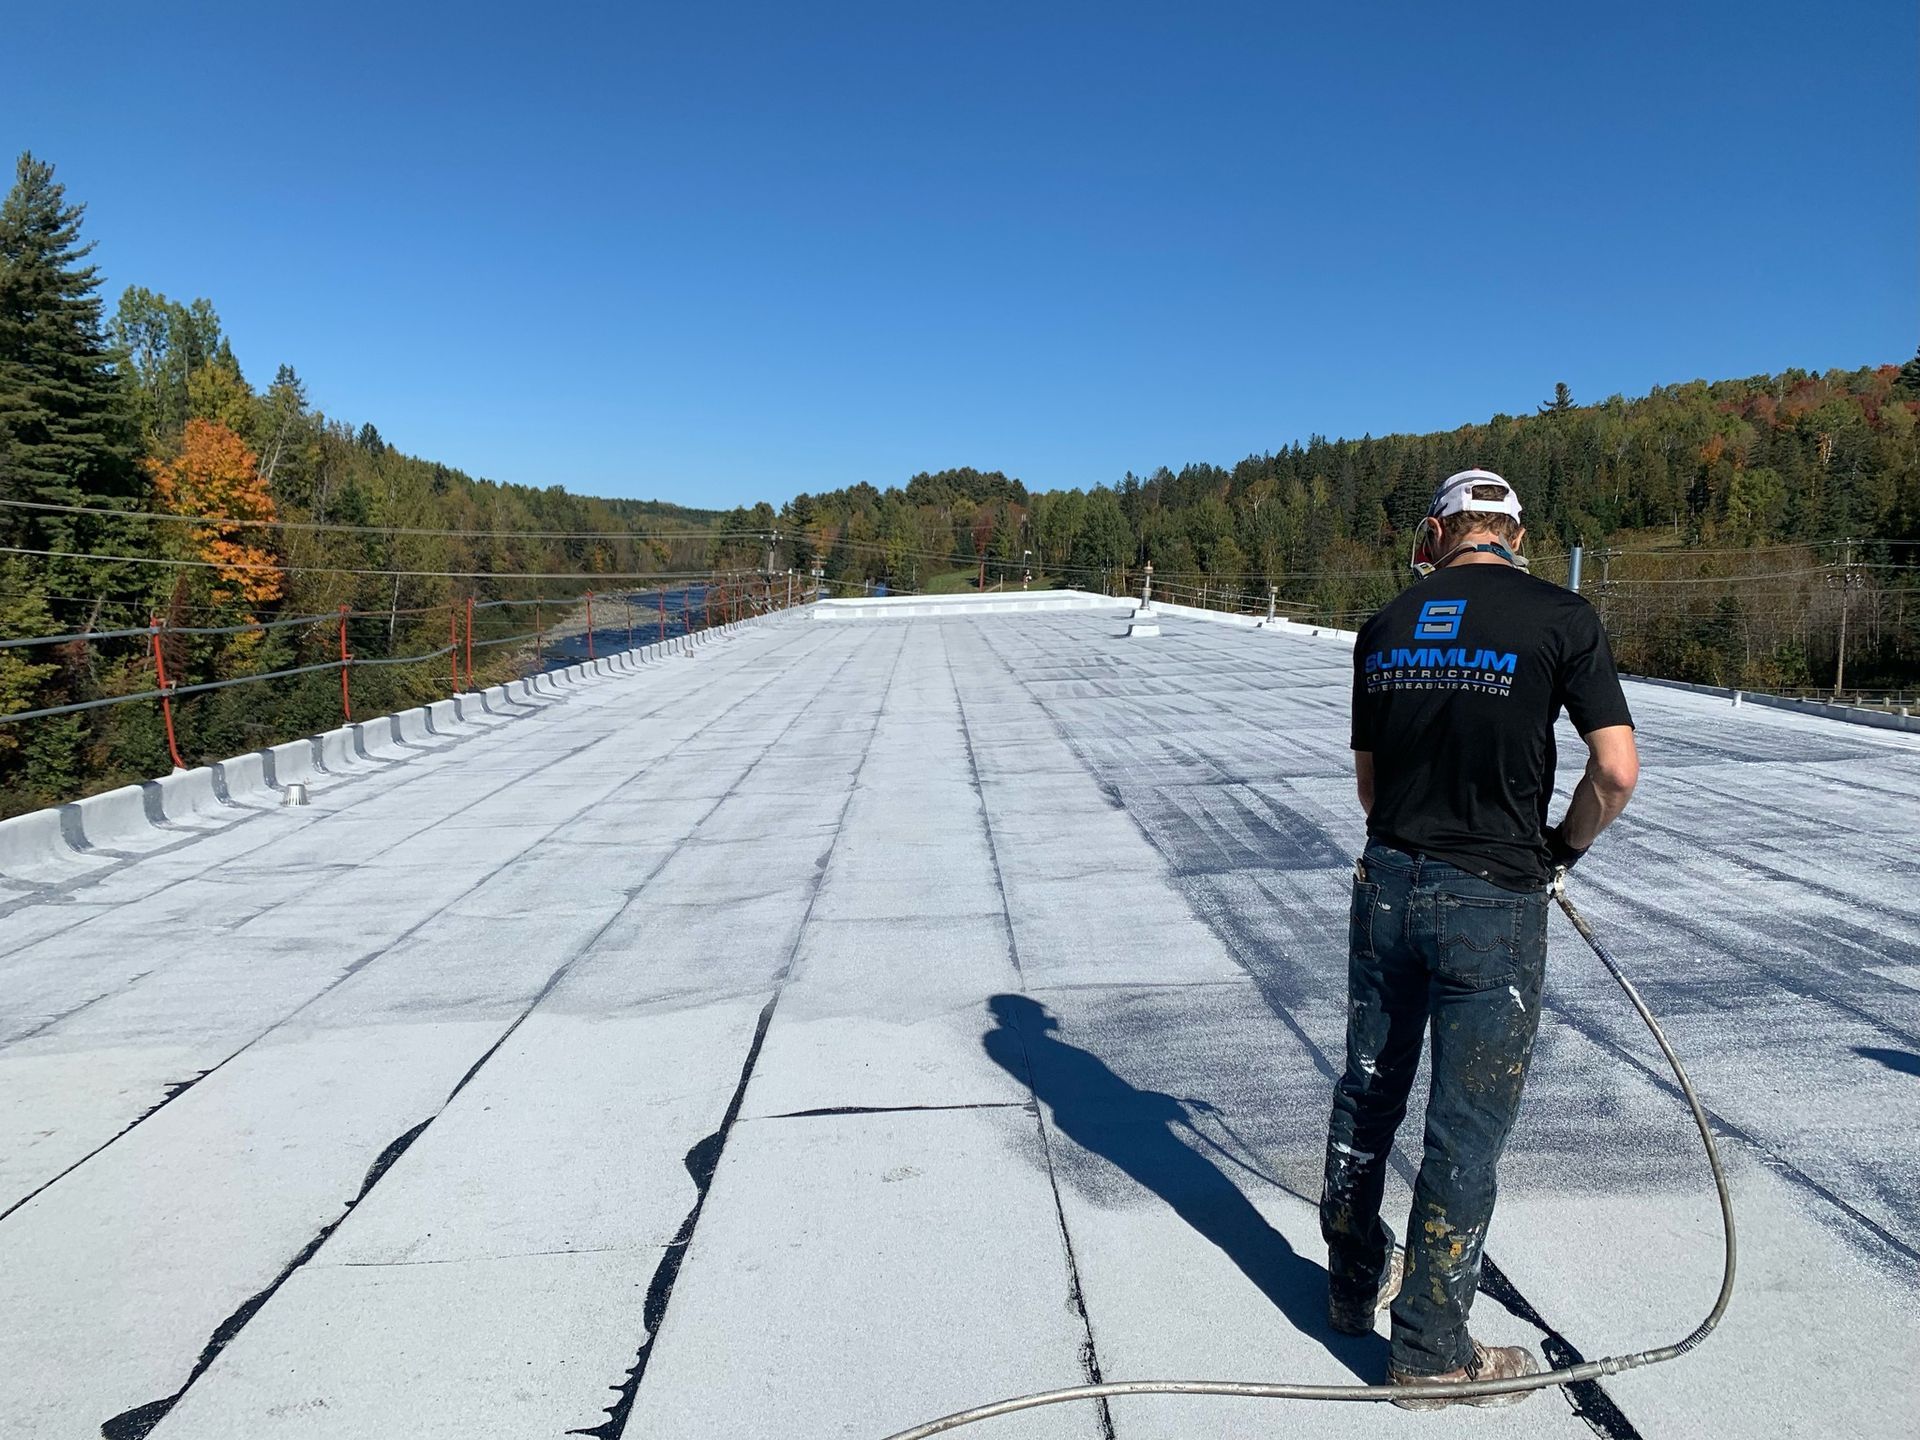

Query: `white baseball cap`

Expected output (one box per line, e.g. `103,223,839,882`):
1427,469,1523,521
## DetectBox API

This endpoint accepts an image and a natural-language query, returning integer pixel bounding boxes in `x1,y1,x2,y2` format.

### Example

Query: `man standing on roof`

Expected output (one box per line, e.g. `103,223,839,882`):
1321,469,1639,1407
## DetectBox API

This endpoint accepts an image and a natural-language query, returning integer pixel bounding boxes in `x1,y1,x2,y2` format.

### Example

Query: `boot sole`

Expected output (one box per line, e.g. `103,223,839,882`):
1390,1388,1534,1411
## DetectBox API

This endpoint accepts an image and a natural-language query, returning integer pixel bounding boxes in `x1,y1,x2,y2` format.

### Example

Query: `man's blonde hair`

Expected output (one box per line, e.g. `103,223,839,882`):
1437,484,1524,548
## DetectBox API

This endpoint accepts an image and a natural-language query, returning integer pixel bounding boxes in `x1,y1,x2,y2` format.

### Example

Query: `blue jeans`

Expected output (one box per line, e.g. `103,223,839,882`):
1320,841,1549,1376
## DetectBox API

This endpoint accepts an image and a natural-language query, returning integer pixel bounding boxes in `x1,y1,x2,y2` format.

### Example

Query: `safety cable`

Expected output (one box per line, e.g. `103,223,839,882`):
0,587,712,652
0,545,740,583
0,645,458,726
0,610,347,650
877,878,1737,1437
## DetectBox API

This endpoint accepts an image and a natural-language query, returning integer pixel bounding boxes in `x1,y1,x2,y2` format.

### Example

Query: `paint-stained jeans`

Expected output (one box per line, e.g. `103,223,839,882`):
1321,841,1548,1376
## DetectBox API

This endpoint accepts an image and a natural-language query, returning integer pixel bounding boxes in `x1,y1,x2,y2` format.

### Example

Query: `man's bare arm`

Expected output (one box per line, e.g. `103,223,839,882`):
1559,724,1638,851
1354,750,1375,819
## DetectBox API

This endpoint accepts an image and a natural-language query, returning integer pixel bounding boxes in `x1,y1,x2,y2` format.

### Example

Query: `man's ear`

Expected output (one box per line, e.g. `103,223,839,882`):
1512,526,1527,552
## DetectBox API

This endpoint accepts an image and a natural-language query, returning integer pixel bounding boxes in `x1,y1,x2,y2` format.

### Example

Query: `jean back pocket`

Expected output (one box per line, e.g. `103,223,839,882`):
1433,893,1526,990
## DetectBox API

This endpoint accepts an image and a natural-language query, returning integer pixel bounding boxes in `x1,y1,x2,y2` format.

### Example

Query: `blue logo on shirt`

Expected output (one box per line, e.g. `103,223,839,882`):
1415,599,1466,640
1366,596,1518,696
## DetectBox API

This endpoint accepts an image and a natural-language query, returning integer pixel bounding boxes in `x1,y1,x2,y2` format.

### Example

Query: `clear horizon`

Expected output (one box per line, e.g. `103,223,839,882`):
7,1,1913,510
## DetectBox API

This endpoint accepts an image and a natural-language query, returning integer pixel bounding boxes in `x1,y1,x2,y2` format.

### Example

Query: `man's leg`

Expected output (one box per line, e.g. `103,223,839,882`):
1387,877,1548,1377
1322,853,1427,1311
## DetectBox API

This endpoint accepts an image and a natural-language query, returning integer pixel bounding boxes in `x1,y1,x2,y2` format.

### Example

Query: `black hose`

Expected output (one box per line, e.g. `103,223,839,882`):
877,877,1738,1438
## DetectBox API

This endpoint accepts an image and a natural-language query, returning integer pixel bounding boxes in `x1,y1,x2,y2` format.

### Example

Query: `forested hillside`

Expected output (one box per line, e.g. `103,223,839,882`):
749,366,1919,696
0,154,716,815
3,148,1916,816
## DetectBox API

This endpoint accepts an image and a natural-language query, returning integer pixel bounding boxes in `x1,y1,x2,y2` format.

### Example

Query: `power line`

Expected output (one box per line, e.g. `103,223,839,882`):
0,496,755,543
0,545,729,584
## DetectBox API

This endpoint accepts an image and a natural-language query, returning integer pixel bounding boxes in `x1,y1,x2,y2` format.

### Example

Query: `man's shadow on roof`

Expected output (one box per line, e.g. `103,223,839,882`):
983,993,1380,1380
1855,1045,1920,1078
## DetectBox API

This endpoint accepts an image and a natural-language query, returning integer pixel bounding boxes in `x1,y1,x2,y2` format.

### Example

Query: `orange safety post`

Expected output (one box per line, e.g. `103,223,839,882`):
586,590,595,661
535,597,544,670
624,594,634,650
464,596,475,690
148,616,187,771
705,581,713,631
337,604,353,722
657,588,667,642
449,604,459,693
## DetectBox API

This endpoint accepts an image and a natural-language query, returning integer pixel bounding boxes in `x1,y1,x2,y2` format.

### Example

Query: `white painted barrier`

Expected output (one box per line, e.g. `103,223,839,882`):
312,728,363,772
351,720,408,762
812,588,1133,621
1626,673,1920,735
0,807,93,880
266,740,318,788
66,784,160,850
149,767,225,821
0,608,771,878
214,752,275,802
450,694,507,724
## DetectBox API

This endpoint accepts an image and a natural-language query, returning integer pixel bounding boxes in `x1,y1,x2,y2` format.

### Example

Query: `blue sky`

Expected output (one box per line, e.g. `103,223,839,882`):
7,1,1913,509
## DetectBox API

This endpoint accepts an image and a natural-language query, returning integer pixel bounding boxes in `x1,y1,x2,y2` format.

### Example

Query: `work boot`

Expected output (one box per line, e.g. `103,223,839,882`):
1327,1249,1404,1336
1389,1340,1541,1409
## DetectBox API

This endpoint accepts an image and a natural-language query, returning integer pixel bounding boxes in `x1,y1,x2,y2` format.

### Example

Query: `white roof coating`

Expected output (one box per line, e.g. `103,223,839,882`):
2,607,1916,1440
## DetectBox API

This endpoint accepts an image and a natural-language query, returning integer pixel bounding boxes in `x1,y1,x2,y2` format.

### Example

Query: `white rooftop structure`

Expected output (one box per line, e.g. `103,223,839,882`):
2,601,1915,1439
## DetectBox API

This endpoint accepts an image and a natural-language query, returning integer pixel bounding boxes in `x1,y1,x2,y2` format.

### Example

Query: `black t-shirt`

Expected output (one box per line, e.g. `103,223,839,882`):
1350,562,1633,891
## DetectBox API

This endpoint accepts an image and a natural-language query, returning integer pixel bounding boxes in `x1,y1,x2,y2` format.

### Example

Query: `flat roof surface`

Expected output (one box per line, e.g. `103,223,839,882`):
3,608,1917,1440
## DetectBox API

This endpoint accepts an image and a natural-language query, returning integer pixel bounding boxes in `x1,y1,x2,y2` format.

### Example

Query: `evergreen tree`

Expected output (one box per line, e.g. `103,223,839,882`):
1897,346,1920,397
1539,381,1576,415
784,491,819,568
0,152,138,566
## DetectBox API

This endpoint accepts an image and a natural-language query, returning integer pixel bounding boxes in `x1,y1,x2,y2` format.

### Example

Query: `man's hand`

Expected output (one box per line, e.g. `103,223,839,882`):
1545,821,1588,870
1555,724,1638,858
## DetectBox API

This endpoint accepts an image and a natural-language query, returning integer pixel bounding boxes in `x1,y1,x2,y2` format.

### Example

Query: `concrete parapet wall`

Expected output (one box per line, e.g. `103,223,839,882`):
1625,673,1920,735
63,783,159,851
392,709,435,745
313,728,365,773
214,752,274,802
1138,597,1360,644
264,740,316,788
812,589,1134,621
149,767,225,821
0,806,87,880
0,605,786,886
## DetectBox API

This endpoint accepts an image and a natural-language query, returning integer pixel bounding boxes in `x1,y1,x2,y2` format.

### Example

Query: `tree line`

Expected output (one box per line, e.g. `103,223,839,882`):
754,368,1919,694
0,153,716,815
4,147,1917,814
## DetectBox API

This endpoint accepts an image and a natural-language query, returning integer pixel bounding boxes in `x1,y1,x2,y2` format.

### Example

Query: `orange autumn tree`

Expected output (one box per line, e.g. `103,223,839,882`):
145,418,284,608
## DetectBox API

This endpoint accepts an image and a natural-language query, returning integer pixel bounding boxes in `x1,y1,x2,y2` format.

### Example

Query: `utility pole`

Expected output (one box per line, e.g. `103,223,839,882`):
1833,538,1857,697
1022,549,1033,591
